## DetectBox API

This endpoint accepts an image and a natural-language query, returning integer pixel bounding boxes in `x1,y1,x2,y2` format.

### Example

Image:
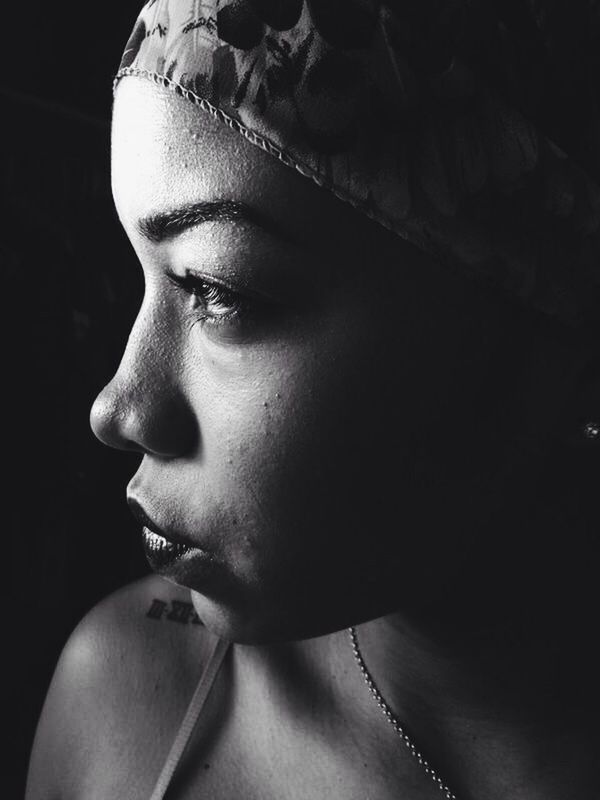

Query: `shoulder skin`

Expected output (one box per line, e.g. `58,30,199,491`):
25,574,215,800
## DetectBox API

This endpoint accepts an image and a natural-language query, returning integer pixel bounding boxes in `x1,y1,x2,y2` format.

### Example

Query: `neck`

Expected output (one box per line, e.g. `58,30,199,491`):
355,593,599,800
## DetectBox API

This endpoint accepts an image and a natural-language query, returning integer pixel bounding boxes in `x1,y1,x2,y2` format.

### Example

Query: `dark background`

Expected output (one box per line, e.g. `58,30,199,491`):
5,5,150,796
5,2,599,797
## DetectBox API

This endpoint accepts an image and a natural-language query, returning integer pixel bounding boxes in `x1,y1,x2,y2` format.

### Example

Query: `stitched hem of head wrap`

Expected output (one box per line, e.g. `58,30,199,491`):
113,67,600,330
114,66,415,248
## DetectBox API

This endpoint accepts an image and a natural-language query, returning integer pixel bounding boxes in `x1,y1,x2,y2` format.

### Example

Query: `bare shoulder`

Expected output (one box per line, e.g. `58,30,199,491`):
57,572,212,674
26,574,216,800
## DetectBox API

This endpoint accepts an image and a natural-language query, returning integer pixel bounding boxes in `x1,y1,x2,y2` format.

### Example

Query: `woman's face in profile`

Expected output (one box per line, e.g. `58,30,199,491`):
92,78,522,644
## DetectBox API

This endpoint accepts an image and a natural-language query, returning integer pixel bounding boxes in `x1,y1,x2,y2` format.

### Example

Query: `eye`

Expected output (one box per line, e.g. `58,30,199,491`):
166,270,249,324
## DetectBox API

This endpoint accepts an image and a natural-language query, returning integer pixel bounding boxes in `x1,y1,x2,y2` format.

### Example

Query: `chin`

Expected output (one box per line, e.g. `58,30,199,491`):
189,590,292,644
188,589,322,644
188,582,394,645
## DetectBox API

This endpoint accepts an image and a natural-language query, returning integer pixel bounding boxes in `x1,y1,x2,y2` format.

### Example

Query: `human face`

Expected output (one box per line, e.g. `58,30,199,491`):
92,78,519,643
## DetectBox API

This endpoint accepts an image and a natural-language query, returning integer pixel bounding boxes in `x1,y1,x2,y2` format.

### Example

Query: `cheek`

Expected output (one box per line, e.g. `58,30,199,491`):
186,323,401,560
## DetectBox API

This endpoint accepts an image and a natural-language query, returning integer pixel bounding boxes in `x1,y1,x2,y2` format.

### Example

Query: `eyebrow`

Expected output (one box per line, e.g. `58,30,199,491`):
136,200,292,244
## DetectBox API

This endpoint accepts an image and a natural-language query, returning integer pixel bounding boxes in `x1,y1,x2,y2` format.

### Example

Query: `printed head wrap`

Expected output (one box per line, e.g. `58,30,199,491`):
116,0,600,327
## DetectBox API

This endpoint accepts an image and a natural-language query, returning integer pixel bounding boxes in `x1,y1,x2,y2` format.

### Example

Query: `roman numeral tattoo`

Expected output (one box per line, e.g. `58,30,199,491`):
146,598,202,625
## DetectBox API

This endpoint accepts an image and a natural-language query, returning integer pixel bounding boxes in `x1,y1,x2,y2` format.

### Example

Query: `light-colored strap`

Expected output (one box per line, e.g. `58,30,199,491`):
149,636,230,800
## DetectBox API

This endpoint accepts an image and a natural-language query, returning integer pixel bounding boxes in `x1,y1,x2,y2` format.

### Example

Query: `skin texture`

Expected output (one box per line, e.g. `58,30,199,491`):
91,78,599,647
27,77,600,800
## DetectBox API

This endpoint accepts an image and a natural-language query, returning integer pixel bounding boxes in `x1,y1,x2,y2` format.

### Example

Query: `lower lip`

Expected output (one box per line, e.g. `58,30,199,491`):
141,526,216,586
142,526,191,567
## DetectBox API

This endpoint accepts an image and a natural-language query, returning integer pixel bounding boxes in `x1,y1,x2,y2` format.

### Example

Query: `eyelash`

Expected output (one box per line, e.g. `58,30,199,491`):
166,270,249,325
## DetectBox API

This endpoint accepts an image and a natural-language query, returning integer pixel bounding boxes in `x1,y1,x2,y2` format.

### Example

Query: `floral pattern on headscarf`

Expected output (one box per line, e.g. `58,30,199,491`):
117,0,600,326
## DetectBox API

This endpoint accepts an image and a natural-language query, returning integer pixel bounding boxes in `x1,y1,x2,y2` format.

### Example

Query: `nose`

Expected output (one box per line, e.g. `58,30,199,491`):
89,308,198,458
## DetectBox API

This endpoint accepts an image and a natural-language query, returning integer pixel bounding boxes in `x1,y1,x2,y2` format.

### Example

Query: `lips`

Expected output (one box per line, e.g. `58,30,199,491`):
127,498,192,547
127,496,218,589
141,526,192,569
128,497,194,569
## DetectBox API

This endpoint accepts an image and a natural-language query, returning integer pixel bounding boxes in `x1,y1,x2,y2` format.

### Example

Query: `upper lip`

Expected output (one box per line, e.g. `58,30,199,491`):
127,497,193,548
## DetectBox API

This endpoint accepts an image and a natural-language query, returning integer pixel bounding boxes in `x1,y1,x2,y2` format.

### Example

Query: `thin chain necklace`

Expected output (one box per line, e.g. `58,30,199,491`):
348,626,459,800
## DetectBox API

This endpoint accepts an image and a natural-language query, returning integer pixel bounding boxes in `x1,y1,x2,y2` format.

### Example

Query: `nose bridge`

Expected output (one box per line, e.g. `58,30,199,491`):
90,298,198,457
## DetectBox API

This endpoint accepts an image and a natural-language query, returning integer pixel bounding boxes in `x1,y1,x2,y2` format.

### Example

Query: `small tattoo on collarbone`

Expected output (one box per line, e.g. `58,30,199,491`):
146,598,202,625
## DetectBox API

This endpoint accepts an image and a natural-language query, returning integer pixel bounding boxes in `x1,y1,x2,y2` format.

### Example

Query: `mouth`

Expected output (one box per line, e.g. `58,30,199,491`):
127,497,213,579
141,526,193,569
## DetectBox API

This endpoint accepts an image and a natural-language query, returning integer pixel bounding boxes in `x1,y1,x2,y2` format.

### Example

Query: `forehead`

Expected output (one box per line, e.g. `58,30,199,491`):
112,79,250,219
111,78,361,248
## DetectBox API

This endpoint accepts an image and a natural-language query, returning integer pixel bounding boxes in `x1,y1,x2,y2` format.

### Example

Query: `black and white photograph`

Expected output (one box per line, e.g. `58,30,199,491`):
8,2,600,798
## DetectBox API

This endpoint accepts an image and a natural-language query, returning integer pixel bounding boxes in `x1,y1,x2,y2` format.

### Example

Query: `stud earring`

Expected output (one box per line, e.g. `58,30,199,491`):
582,421,600,441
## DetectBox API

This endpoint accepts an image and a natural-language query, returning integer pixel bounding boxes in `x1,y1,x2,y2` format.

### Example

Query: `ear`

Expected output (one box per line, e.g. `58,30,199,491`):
555,348,600,448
